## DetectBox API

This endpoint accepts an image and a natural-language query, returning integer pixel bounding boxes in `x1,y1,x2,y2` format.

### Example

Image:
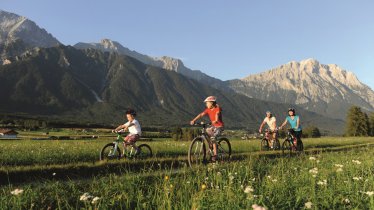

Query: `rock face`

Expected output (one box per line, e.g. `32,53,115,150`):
74,39,229,90
0,10,60,47
227,58,374,119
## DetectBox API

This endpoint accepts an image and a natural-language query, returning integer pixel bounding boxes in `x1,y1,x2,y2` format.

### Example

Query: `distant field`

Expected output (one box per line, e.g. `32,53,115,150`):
0,133,373,209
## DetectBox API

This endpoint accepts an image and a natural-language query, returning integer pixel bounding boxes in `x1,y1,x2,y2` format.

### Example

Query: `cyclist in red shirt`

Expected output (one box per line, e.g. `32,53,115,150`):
190,96,224,162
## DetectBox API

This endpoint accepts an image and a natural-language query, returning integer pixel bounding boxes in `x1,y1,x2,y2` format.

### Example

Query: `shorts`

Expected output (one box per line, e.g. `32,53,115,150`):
206,126,223,140
124,134,140,144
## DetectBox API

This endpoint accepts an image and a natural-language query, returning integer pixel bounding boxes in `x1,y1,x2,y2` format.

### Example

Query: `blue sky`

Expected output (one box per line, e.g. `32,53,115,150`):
2,0,374,89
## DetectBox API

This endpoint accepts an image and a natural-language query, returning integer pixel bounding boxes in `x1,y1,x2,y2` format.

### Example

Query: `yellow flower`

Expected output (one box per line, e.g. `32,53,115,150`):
201,184,207,190
164,175,169,181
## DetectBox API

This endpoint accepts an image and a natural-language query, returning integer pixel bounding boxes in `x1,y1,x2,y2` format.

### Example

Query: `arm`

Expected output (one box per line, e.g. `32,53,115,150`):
114,122,131,132
279,119,288,129
259,121,266,133
296,116,300,130
190,112,206,125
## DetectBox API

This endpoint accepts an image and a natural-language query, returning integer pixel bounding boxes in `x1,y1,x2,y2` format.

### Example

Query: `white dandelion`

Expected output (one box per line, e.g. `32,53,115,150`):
244,186,254,194
252,204,266,210
80,193,93,201
91,197,100,204
309,168,318,175
317,179,327,186
353,177,362,181
10,189,24,196
304,201,313,209
352,160,362,165
309,157,316,161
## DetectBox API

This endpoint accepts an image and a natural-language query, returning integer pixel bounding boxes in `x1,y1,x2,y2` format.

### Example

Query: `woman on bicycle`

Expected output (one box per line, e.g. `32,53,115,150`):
190,96,224,162
279,108,302,142
258,111,277,148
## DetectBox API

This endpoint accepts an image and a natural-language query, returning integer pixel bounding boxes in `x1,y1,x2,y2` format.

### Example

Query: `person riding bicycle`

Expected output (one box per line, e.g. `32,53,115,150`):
113,109,142,150
190,96,224,162
279,108,302,145
258,111,277,148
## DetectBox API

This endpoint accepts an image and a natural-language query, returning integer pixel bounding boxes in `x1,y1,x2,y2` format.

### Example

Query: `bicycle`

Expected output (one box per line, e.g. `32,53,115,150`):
281,128,304,156
188,122,231,167
260,129,280,151
100,131,152,161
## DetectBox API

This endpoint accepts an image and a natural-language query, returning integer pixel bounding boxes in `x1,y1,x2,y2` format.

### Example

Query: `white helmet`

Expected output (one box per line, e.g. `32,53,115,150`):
203,96,216,102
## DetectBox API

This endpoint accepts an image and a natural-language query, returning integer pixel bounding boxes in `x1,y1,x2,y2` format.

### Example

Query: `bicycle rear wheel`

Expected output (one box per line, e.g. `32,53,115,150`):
100,143,121,161
188,137,207,168
260,139,269,151
282,140,292,157
273,139,281,150
136,144,153,159
297,140,304,153
217,138,231,162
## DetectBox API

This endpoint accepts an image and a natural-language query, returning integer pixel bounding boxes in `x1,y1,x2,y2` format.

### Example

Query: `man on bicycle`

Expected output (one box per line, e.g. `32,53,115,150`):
190,96,224,162
258,111,277,148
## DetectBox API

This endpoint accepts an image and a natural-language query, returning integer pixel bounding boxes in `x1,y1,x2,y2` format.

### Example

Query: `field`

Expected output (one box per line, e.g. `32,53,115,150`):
0,131,374,209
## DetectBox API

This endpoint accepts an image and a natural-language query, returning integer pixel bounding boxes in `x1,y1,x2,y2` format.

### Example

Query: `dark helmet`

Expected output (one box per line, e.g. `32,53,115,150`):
126,109,137,116
288,108,295,115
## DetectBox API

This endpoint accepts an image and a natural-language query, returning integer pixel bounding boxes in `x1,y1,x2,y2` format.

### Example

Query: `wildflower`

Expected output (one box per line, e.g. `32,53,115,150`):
352,160,362,165
80,193,93,201
336,168,343,172
201,184,207,190
309,157,316,161
52,173,56,176
229,175,235,181
316,160,320,163
91,197,100,204
164,175,169,181
309,167,318,175
304,201,313,209
267,175,272,179
217,172,222,176
10,189,24,196
334,164,344,168
317,180,327,186
353,177,362,181
365,191,374,196
244,186,254,194
252,204,266,210
343,198,350,204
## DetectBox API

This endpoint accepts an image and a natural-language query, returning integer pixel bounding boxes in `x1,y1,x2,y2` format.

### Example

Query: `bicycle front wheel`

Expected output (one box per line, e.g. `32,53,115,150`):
188,137,207,168
260,138,269,151
282,140,292,157
100,143,121,161
136,144,153,159
217,138,231,162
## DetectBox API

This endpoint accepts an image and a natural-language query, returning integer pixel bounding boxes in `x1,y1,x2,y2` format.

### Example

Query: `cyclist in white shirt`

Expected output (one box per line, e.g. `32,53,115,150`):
258,111,277,147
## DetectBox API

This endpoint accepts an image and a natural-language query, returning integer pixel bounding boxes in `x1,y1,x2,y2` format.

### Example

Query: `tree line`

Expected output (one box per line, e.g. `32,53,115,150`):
345,106,374,136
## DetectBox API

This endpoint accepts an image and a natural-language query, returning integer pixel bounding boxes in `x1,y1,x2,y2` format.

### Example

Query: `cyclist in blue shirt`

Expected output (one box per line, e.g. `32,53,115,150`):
279,108,302,142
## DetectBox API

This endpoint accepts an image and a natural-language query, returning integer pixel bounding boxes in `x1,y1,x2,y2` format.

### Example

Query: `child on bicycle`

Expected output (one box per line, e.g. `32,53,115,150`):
258,111,277,148
113,109,142,148
190,96,224,162
279,108,302,144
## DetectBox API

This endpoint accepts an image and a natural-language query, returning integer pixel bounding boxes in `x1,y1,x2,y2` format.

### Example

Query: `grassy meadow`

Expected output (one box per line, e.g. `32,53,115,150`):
0,130,373,209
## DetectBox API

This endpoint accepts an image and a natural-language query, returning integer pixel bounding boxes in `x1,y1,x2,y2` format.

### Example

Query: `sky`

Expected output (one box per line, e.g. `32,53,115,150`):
2,0,374,89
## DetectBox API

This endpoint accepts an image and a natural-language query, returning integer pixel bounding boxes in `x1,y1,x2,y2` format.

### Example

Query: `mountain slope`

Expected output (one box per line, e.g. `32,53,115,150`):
0,46,344,133
227,59,374,120
74,39,228,91
0,10,60,61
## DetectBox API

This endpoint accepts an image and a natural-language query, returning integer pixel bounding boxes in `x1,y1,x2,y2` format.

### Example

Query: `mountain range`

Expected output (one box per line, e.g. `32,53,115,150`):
1,9,373,133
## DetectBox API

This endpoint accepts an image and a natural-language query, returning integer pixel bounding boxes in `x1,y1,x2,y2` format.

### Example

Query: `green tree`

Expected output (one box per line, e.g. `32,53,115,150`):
303,126,321,138
345,106,369,136
369,112,374,136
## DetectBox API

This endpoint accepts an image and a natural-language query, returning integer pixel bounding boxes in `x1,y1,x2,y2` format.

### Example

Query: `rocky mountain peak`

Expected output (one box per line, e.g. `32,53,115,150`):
0,10,60,47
